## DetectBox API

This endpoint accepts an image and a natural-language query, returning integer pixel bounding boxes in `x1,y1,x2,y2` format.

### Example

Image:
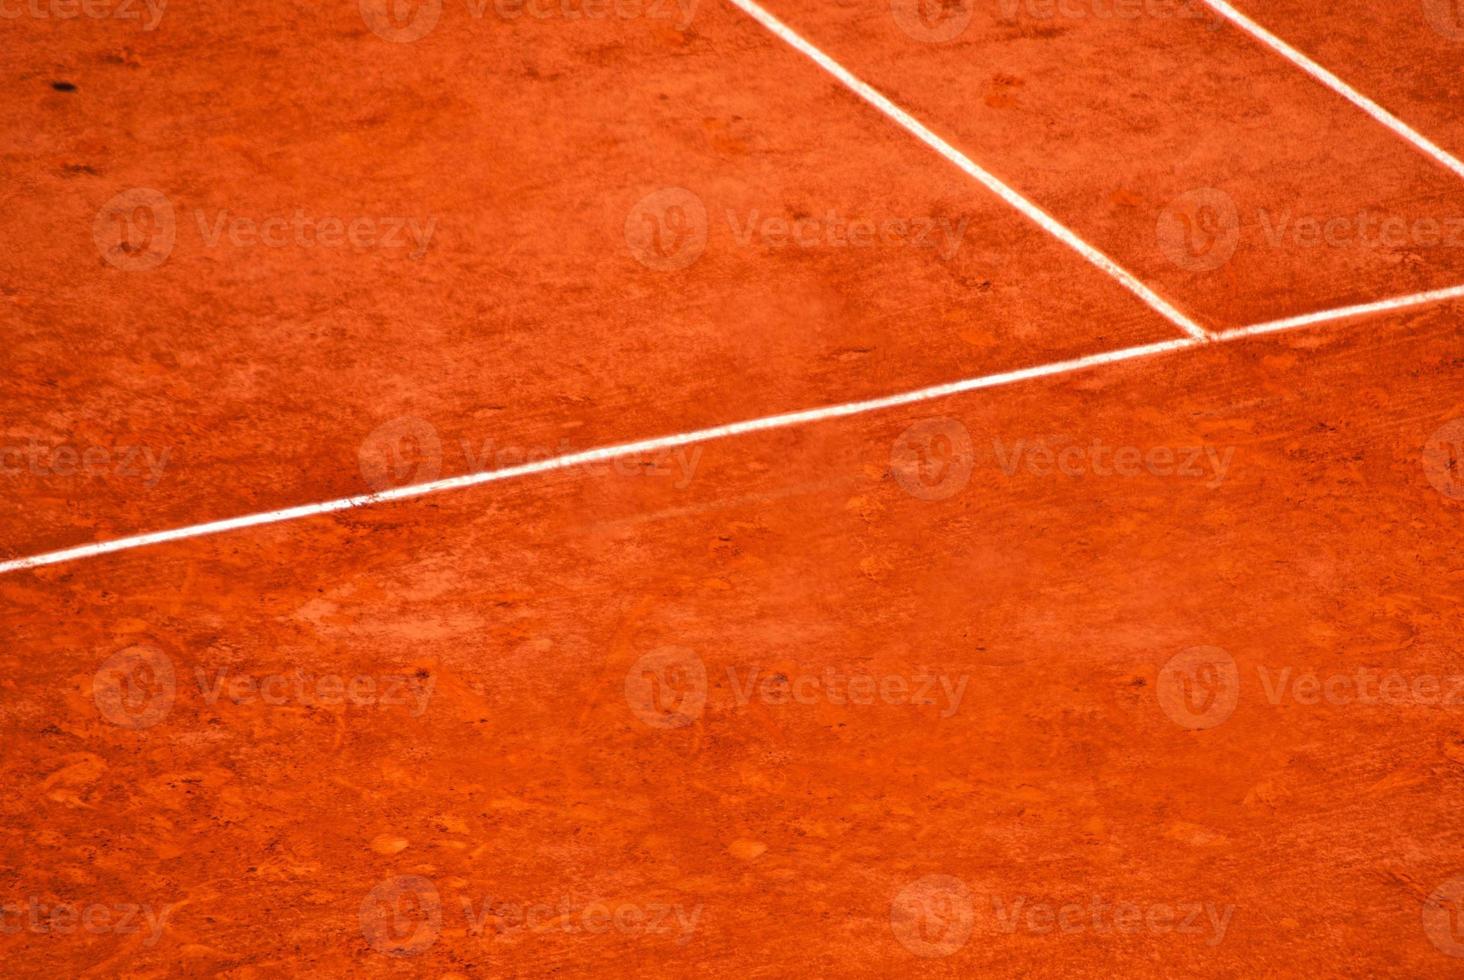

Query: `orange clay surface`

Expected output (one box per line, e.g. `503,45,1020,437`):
755,0,1464,325
2,0,1186,559
5,0,1464,977
1244,0,1464,156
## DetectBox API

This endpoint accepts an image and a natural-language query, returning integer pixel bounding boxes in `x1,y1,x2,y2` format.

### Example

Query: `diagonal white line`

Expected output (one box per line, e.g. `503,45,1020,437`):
7,269,1464,578
1214,283,1464,340
12,270,1464,579
0,338,1200,576
720,0,1212,341
1200,0,1464,182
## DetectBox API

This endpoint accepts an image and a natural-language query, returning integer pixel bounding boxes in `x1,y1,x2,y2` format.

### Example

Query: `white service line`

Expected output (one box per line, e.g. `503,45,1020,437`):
0,337,1199,576
1215,283,1464,340
1200,0,1464,182
721,0,1211,342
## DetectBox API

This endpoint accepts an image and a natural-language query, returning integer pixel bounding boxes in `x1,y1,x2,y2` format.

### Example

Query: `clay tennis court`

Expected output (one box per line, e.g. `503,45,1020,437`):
5,0,1464,974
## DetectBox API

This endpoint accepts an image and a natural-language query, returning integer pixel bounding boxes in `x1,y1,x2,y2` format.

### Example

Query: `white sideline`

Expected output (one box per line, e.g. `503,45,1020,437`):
7,276,1464,578
1200,0,1464,182
721,0,1211,342
1215,283,1464,339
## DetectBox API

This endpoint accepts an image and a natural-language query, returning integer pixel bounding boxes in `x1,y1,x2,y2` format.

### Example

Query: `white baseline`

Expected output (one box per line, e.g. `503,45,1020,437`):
0,337,1196,575
4,280,1464,577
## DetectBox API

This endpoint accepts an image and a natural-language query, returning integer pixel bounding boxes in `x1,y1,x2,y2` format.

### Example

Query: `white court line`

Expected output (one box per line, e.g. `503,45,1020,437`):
9,13,1464,580
4,278,1462,576
0,337,1199,576
1200,0,1464,182
1216,283,1464,340
721,0,1211,342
